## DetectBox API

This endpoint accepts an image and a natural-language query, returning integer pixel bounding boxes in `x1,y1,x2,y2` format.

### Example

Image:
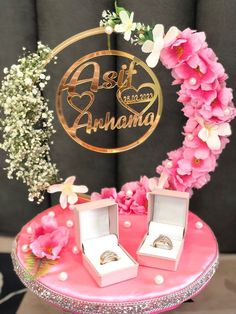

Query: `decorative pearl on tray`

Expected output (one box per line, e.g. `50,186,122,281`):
59,272,68,281
66,220,74,228
154,275,164,285
123,220,132,228
48,211,55,217
195,221,203,229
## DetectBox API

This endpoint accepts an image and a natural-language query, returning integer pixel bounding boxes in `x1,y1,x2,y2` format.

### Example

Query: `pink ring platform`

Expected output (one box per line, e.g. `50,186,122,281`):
12,197,219,314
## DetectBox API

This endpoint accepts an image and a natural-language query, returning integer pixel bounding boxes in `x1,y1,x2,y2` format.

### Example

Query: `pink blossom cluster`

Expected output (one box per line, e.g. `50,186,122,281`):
156,28,236,193
28,215,69,260
91,28,235,212
91,176,159,215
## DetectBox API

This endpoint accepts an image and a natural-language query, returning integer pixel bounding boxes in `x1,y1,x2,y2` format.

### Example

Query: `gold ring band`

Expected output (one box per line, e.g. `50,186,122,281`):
100,250,119,265
152,234,173,250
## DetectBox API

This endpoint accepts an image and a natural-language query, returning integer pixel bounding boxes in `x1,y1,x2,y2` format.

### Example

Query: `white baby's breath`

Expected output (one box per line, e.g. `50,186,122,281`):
0,42,60,203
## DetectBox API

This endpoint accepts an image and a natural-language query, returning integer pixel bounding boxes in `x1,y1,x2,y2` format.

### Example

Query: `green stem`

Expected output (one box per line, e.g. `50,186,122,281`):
107,34,111,50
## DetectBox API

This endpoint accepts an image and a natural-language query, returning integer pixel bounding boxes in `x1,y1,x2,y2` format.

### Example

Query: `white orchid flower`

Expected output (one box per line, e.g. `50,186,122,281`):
198,122,231,150
47,176,88,209
142,24,180,68
115,11,136,41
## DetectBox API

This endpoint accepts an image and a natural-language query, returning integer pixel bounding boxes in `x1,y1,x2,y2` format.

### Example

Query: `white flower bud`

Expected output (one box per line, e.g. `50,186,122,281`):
24,78,32,86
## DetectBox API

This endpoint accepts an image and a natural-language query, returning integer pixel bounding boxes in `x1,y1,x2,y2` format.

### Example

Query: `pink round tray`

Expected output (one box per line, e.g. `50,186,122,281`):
12,198,219,314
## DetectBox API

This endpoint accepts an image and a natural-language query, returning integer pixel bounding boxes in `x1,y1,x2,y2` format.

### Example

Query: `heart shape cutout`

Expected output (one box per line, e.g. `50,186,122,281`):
116,83,158,116
67,91,94,114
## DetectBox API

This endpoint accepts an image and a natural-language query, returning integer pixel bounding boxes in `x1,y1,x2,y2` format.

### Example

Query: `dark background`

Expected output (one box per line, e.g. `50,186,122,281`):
0,0,235,252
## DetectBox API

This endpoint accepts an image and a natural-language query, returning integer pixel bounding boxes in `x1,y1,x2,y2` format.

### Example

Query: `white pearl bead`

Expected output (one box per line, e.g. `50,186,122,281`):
189,77,197,85
72,246,79,254
126,190,133,197
66,219,74,228
154,275,164,285
224,108,230,115
21,244,29,253
195,221,203,229
105,26,113,35
123,220,132,228
48,211,55,217
26,226,32,234
166,161,173,168
187,134,194,141
59,272,68,281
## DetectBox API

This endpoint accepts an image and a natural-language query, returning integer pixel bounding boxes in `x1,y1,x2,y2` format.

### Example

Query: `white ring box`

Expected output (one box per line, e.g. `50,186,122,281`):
74,199,138,287
137,189,189,271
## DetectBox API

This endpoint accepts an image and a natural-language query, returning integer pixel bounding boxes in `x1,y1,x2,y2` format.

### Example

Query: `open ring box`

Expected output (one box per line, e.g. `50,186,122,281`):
137,189,190,271
74,199,138,287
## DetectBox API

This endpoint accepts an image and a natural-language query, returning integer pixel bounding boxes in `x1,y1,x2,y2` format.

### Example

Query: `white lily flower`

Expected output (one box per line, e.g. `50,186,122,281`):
142,24,180,68
47,176,88,209
198,122,231,150
115,11,136,41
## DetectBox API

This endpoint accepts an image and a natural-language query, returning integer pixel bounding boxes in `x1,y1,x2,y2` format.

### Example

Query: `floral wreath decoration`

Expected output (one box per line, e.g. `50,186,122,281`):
0,3,235,216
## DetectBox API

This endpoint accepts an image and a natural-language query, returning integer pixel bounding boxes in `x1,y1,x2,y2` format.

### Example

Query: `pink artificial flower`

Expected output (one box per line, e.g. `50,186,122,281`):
116,191,133,214
30,227,69,260
92,176,152,215
156,148,185,190
118,176,150,215
161,28,206,69
148,177,159,191
199,87,236,123
31,215,58,241
179,85,217,106
193,173,211,189
47,176,88,209
91,187,117,201
172,58,217,91
177,147,216,176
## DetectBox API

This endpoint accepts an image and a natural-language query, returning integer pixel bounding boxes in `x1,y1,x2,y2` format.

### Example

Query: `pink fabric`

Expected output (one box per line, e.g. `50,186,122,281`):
16,199,218,306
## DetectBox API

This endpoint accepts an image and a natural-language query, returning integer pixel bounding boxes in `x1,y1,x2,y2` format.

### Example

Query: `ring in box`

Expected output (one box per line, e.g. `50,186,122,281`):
137,189,189,271
74,199,138,287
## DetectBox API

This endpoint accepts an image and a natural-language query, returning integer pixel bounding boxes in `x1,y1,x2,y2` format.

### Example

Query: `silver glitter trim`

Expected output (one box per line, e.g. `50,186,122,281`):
11,246,219,314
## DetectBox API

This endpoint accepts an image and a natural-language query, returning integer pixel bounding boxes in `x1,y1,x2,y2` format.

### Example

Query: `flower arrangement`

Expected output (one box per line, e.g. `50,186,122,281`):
0,3,235,211
0,42,60,203
92,176,159,215
24,214,69,279
93,4,236,212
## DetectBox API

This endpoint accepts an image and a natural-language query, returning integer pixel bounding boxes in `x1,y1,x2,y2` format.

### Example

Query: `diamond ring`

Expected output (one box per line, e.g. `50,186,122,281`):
100,250,119,265
152,234,173,250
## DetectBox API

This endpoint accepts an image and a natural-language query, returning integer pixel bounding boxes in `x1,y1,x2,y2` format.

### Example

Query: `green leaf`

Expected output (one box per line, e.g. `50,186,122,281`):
24,252,37,281
34,258,57,279
115,1,126,15
24,253,57,281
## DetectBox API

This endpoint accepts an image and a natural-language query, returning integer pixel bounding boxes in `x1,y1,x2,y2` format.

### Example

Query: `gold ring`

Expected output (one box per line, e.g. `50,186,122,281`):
100,250,119,265
152,234,173,250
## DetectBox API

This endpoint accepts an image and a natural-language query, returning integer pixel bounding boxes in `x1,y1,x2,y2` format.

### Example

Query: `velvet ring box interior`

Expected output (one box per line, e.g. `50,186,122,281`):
137,189,190,271
74,199,138,287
